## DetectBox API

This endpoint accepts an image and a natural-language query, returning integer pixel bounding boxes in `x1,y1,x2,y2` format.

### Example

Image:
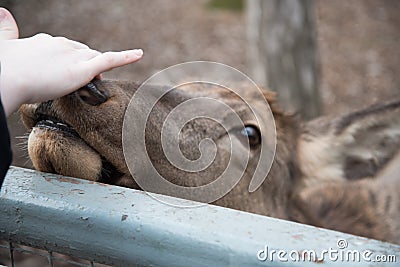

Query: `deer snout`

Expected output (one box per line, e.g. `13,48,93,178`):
76,81,109,106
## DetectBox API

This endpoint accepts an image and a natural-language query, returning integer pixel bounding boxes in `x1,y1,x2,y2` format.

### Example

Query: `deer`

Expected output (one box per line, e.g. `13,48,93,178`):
19,79,400,244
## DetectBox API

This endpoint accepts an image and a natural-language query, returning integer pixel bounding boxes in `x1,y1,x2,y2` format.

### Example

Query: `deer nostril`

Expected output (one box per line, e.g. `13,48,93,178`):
76,82,109,106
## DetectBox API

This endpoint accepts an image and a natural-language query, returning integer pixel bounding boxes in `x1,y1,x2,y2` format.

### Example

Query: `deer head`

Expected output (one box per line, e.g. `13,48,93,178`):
20,79,400,243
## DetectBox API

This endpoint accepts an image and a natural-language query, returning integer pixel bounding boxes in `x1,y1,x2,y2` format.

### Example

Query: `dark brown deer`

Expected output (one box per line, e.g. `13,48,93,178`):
20,79,400,244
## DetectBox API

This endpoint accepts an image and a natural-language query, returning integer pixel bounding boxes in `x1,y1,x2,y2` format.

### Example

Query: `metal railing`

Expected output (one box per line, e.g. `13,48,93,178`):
0,167,399,266
0,241,102,266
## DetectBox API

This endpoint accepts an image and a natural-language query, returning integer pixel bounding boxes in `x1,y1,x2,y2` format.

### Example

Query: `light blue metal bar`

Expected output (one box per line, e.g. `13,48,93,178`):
0,167,399,266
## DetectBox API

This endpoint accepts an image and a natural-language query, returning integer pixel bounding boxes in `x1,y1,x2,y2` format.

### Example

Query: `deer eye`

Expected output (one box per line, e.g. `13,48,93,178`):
240,125,261,148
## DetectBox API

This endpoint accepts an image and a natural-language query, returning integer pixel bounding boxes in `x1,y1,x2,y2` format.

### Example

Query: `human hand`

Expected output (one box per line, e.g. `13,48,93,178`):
0,8,143,116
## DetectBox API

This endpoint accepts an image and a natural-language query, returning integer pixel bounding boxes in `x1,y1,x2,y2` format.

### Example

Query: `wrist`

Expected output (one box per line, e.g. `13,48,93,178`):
0,89,21,116
0,66,26,116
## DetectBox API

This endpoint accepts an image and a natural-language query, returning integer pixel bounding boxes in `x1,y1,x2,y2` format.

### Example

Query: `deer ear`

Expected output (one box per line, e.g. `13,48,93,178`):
299,99,400,183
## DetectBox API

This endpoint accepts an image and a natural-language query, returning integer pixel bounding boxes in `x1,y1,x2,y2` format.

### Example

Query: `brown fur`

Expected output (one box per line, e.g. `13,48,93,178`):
290,152,400,244
20,79,400,244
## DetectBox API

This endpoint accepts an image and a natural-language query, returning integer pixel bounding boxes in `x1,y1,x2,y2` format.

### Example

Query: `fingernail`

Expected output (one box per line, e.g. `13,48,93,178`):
0,8,7,21
133,49,143,57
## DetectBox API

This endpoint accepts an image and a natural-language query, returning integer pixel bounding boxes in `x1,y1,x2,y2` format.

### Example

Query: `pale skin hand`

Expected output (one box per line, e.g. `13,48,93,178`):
0,8,143,116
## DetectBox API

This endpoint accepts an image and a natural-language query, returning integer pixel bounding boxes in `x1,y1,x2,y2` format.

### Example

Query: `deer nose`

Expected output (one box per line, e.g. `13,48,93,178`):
76,82,109,106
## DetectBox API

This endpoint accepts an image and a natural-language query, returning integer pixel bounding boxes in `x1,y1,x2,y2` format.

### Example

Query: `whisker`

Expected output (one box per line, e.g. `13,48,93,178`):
23,158,32,167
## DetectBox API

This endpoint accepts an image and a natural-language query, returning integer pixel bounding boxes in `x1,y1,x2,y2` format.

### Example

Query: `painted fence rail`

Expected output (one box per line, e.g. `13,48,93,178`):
0,167,399,266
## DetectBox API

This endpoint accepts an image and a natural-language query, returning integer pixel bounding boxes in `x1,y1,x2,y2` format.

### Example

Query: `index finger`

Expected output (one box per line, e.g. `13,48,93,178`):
82,49,143,77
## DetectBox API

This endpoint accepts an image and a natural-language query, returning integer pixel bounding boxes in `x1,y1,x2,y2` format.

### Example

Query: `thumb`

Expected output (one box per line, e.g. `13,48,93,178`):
0,8,19,40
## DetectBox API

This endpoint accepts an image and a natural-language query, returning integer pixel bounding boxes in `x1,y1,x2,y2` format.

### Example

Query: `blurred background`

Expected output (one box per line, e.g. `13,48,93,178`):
3,0,399,168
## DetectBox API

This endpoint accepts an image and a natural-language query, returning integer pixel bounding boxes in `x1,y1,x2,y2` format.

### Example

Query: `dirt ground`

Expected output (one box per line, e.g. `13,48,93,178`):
316,0,400,114
4,0,400,168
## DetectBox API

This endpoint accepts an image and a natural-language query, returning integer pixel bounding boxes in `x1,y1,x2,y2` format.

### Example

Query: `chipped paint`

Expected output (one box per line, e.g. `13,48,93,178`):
45,176,82,185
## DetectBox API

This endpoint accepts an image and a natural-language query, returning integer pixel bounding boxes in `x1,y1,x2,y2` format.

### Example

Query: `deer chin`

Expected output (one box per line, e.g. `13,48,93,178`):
27,116,123,183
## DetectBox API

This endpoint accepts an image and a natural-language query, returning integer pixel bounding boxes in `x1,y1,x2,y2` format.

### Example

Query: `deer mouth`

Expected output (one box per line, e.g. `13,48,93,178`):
29,111,123,183
35,114,79,138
